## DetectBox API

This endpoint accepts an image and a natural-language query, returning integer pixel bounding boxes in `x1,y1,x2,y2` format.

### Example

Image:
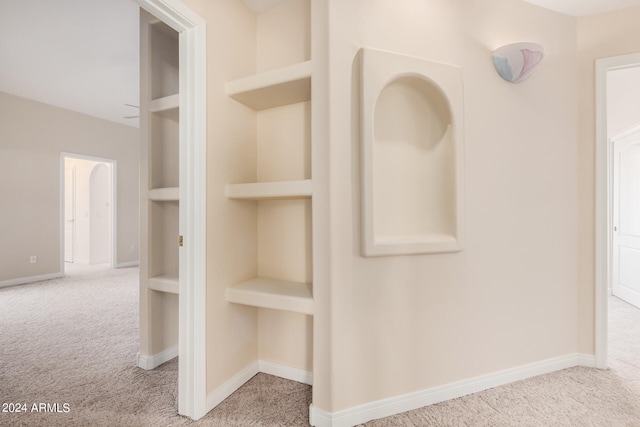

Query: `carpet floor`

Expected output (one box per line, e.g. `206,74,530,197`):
0,266,639,426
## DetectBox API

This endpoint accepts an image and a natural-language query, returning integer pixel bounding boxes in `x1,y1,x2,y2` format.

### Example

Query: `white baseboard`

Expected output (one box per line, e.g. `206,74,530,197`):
259,360,313,385
0,272,63,289
204,359,313,415
575,353,597,368
116,261,140,268
206,361,260,413
310,353,597,427
137,346,179,370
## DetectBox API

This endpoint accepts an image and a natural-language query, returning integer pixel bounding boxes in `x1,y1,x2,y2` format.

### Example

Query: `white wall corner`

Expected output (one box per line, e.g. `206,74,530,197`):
137,346,179,370
309,404,333,427
575,353,597,368
309,353,596,427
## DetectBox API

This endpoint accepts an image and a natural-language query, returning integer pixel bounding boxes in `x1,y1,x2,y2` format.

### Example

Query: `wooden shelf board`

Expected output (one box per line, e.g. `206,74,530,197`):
150,94,179,113
149,274,179,294
226,61,311,110
149,187,179,201
226,277,313,315
226,179,312,200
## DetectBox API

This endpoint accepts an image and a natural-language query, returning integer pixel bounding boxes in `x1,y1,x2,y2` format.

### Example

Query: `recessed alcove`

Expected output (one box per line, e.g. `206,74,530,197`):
360,48,464,256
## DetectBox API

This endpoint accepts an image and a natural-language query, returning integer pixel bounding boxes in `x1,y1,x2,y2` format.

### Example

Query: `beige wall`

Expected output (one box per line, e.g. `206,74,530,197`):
0,91,139,283
322,0,579,411
256,0,312,373
181,0,260,394
576,6,640,354
177,0,640,417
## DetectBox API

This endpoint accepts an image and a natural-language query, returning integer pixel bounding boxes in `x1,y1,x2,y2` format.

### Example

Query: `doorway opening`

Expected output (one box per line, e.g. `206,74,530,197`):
595,53,640,369
61,153,116,273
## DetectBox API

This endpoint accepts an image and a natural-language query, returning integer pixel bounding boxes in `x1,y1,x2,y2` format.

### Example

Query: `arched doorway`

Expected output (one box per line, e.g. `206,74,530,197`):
63,154,116,270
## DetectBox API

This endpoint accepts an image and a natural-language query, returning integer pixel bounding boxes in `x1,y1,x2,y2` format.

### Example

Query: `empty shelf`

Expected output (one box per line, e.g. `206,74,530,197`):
149,274,179,294
226,278,313,315
226,61,312,110
226,179,312,200
149,187,179,201
149,93,179,112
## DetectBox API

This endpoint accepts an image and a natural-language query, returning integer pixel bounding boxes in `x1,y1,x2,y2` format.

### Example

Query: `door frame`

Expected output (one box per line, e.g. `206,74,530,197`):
611,127,640,305
64,166,76,263
595,52,640,369
60,153,117,270
135,0,208,420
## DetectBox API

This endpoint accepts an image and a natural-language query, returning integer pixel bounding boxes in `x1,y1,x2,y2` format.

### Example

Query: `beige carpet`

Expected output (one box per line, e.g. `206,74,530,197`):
0,267,639,426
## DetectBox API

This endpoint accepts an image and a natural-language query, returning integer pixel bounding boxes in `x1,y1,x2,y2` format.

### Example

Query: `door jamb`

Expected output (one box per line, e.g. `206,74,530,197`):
134,0,208,420
595,52,640,369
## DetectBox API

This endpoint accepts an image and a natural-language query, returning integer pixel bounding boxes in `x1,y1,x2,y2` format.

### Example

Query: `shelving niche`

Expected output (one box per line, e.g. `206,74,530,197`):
222,0,314,382
139,10,180,367
225,61,313,315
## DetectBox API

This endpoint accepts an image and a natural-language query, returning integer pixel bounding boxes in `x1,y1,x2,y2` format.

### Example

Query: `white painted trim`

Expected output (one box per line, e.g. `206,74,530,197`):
610,123,640,142
134,0,207,420
116,261,140,268
259,360,313,385
309,354,596,427
111,162,117,269
205,361,260,413
203,360,312,415
594,52,640,370
0,273,63,289
137,346,179,370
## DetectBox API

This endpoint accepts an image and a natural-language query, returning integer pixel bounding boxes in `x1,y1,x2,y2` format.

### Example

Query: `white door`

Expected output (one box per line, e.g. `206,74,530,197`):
64,167,76,263
612,136,640,308
89,163,111,264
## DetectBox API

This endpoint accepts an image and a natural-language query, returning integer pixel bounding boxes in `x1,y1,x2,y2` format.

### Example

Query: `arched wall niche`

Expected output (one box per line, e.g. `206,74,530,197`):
360,48,464,257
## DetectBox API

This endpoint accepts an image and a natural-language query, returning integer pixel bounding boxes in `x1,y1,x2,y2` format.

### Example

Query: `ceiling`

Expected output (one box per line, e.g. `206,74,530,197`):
0,0,140,127
523,0,640,16
1,0,640,129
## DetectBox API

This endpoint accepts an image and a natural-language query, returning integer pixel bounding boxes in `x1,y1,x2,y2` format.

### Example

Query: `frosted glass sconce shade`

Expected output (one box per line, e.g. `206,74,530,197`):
493,42,544,83
360,48,465,257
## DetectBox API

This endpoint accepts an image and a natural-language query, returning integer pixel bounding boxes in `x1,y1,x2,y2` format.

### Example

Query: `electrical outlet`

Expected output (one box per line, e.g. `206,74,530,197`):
30,256,37,264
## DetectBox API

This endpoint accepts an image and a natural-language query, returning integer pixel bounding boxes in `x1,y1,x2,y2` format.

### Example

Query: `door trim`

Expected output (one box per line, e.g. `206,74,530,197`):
595,52,640,369
134,0,208,420
611,129,640,306
64,166,76,263
60,152,117,271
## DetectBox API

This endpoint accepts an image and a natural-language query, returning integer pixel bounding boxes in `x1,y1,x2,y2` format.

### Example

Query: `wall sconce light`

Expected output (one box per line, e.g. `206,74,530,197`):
493,42,544,83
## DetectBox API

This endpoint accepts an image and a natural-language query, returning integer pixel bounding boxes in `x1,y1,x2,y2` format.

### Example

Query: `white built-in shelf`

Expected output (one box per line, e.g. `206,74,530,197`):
149,93,179,113
226,179,312,200
148,274,179,294
226,61,312,110
149,187,179,201
226,277,313,315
